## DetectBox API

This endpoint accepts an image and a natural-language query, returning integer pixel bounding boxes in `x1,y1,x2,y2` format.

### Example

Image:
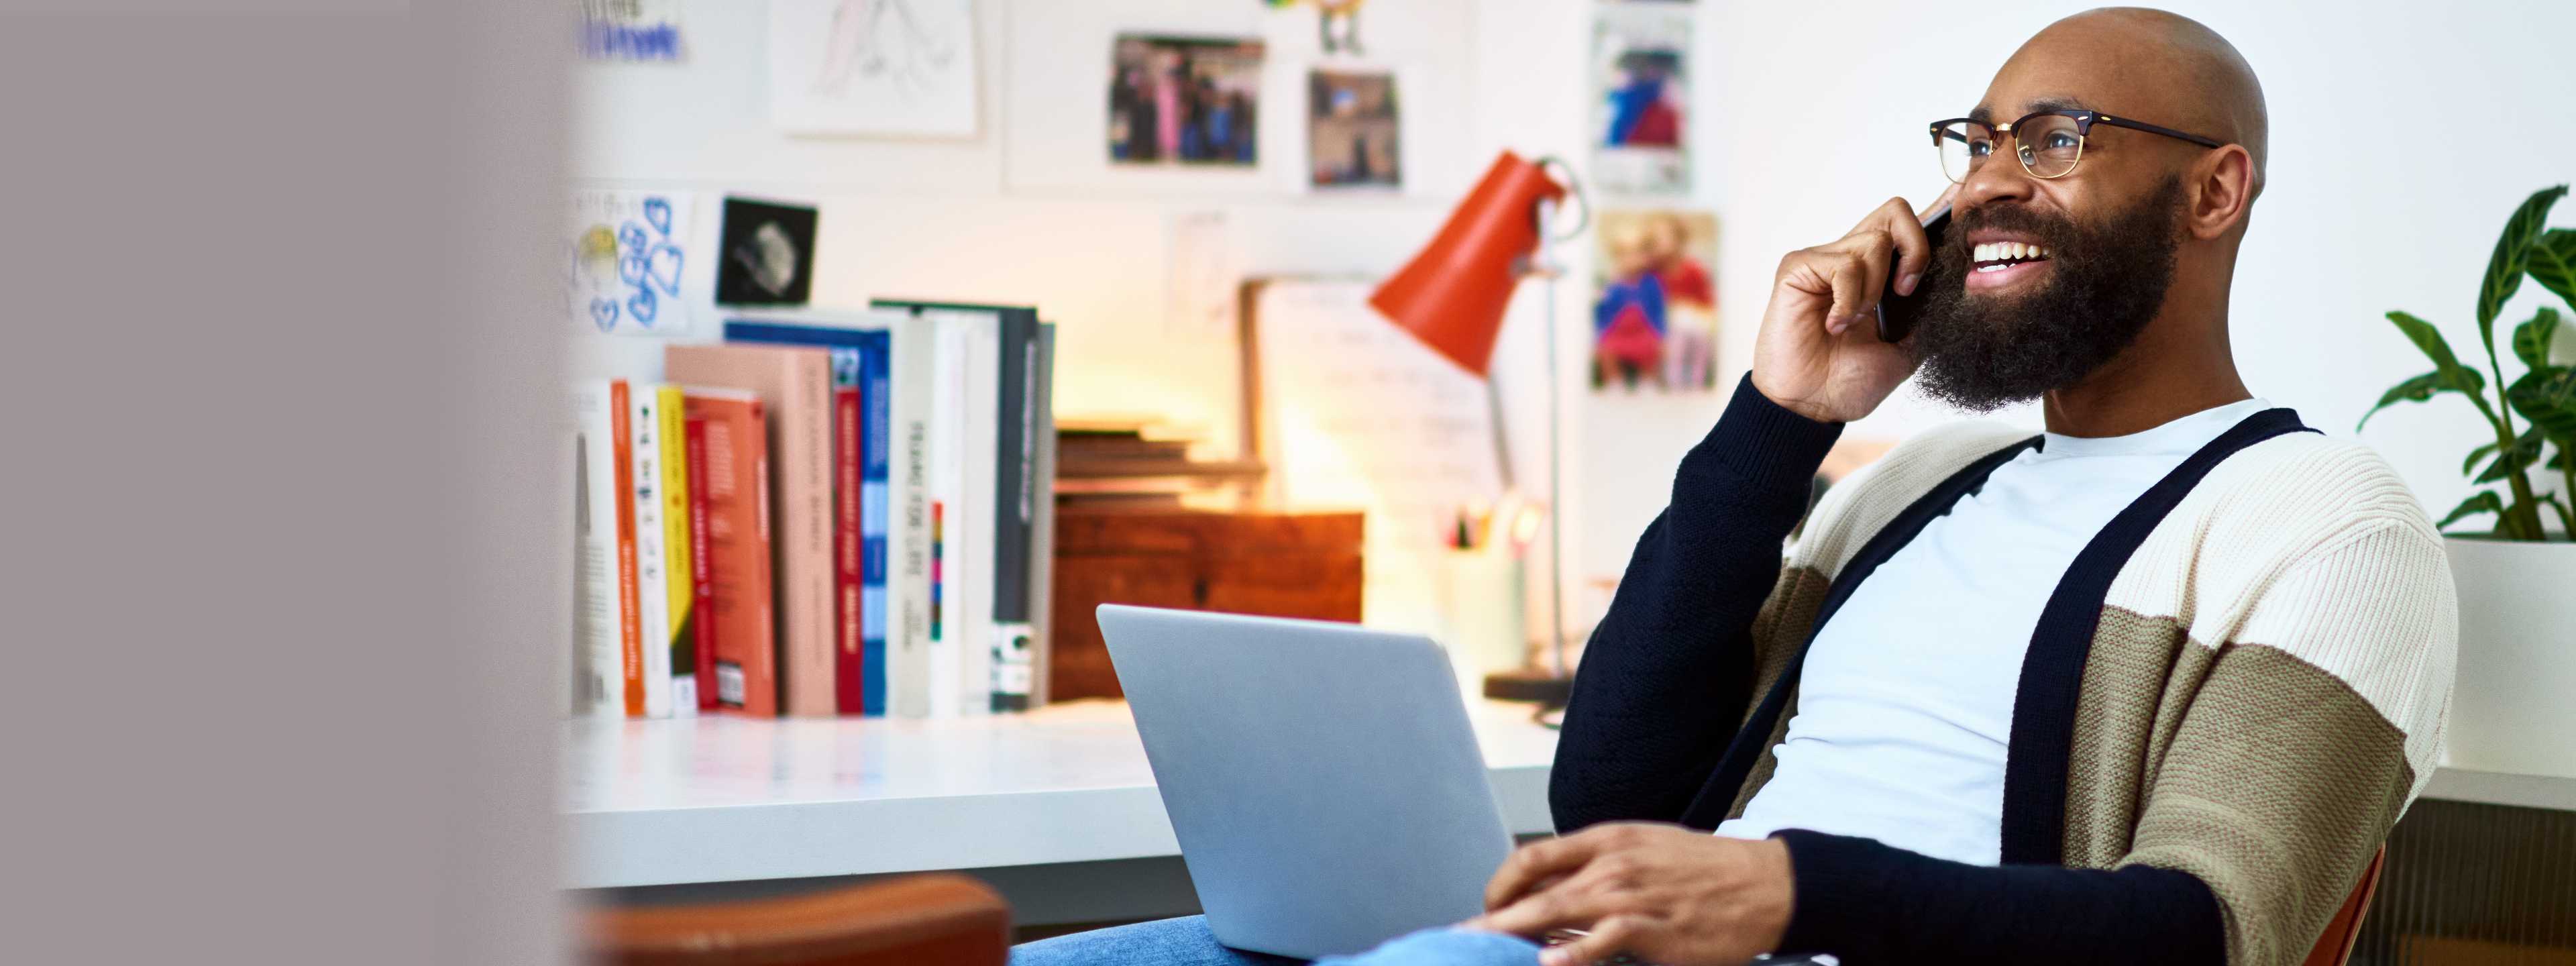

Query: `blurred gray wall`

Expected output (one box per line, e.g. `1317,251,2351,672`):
1,2,570,963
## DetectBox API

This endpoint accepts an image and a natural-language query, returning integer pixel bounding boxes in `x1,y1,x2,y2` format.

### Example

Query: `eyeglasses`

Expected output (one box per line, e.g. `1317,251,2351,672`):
1931,109,2224,182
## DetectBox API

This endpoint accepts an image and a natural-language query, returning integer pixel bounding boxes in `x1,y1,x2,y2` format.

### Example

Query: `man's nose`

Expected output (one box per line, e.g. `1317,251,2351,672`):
1956,146,2041,211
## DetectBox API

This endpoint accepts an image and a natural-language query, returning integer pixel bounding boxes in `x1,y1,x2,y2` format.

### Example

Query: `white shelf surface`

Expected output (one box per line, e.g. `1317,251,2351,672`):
564,698,1562,890
563,700,2571,891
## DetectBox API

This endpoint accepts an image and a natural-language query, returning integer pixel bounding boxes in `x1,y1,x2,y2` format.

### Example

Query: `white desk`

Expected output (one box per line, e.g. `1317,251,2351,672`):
564,698,2573,924
564,698,1562,892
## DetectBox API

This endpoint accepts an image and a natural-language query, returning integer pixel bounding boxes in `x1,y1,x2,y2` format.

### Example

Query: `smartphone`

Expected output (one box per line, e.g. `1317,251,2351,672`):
1874,205,1951,343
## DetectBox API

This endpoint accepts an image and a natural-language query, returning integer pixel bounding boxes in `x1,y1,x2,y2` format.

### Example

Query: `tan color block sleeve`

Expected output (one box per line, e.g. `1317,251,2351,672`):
2119,522,2455,966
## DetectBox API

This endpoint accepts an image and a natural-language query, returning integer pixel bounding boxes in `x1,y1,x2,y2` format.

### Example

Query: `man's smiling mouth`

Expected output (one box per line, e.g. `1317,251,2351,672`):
1972,241,2053,273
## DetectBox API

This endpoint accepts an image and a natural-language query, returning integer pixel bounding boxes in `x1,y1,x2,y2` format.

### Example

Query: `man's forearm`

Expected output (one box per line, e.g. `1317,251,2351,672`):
1550,375,1843,831
1774,830,2226,965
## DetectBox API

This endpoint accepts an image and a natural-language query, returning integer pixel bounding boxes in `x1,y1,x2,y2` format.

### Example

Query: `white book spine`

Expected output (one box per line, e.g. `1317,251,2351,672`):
925,325,965,719
1024,324,1057,709
959,321,999,717
885,314,936,718
629,386,675,718
572,382,625,718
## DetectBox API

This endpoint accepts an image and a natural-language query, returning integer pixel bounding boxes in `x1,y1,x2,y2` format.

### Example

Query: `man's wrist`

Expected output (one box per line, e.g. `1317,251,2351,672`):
1747,368,1841,425
1747,837,1796,955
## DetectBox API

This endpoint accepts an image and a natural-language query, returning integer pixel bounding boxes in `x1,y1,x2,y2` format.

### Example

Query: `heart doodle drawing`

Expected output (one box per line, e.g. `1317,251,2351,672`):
645,243,684,296
642,196,674,237
590,298,621,332
628,286,660,327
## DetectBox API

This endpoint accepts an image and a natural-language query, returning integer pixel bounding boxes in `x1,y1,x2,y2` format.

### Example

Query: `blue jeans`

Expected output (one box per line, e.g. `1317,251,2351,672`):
1012,915,1541,966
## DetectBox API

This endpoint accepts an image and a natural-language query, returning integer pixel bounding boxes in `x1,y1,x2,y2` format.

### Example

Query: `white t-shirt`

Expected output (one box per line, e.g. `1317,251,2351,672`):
1713,397,2271,865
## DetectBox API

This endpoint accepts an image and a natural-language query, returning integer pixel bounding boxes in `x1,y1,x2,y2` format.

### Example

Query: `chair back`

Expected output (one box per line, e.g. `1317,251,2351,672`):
2300,845,2388,966
584,873,1010,966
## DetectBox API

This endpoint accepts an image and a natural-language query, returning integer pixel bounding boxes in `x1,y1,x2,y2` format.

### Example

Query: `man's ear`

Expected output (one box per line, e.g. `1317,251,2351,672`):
2186,145,2257,241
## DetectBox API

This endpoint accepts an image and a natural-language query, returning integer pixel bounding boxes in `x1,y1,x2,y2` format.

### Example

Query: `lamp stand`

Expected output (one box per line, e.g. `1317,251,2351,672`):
1482,196,1574,709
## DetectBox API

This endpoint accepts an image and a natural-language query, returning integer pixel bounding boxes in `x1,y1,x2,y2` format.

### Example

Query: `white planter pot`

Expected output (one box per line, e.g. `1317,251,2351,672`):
2442,537,2576,780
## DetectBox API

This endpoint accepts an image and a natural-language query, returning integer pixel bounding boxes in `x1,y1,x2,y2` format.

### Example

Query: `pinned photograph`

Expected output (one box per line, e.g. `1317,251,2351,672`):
1107,35,1265,166
1307,69,1399,190
716,197,820,306
1591,209,1719,392
1590,6,1690,195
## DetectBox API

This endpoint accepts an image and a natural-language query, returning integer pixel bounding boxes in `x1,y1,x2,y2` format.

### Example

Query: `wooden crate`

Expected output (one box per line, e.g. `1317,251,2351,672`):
1048,507,1363,701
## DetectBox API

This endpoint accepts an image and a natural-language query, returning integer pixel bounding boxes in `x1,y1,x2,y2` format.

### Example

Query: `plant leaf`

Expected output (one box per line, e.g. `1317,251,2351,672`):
2463,439,2501,476
2513,308,2563,370
2437,490,2508,530
2359,371,2460,431
2383,311,2483,392
2471,427,2546,483
2479,185,2567,342
2544,494,2576,540
2509,366,2576,439
2531,229,2576,313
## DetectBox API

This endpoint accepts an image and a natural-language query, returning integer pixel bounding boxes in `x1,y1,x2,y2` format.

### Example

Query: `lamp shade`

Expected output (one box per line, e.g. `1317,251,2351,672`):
1370,151,1567,378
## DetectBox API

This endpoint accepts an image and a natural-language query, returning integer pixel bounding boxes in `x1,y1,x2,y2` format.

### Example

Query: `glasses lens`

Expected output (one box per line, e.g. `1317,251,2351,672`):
1937,121,1989,182
2016,114,2085,177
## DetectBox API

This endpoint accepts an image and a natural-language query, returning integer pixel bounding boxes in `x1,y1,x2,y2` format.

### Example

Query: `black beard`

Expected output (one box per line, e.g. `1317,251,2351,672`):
1909,176,2187,413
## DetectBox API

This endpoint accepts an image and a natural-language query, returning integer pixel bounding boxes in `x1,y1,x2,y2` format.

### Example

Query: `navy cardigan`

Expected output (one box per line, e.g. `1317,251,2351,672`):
1550,376,2229,965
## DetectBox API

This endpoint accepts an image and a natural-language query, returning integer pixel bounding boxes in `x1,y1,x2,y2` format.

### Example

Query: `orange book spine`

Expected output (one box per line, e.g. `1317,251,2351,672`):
610,380,645,716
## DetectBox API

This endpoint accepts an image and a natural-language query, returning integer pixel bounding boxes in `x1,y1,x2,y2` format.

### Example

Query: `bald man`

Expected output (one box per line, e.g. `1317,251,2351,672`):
1018,9,2453,966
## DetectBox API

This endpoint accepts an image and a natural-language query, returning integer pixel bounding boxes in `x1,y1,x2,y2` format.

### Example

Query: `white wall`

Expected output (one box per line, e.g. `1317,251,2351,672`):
574,0,2576,640
1707,0,2576,525
573,0,1621,636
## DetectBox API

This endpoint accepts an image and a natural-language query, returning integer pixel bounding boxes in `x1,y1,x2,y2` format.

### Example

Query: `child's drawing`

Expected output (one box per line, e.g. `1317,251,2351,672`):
771,0,979,137
568,189,695,336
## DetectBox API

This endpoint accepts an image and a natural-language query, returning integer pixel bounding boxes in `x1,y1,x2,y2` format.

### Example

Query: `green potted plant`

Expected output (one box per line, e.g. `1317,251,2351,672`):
2360,183,2575,779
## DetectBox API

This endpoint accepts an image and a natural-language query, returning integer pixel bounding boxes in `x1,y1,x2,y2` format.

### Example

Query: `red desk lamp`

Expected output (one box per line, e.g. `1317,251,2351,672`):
1371,151,1587,706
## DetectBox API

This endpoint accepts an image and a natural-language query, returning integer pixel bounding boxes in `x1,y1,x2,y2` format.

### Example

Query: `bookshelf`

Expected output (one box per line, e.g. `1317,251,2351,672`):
562,696,1564,894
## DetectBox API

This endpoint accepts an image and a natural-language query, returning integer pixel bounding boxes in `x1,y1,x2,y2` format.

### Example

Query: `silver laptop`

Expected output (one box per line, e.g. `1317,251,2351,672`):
1098,604,1517,960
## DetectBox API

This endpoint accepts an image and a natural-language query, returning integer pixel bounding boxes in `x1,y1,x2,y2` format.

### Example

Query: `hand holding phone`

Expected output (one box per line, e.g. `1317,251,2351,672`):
1746,191,1948,425
1875,205,1950,343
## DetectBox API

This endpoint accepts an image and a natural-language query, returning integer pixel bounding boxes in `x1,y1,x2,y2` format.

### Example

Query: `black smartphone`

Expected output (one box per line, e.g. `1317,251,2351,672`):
1874,205,1951,343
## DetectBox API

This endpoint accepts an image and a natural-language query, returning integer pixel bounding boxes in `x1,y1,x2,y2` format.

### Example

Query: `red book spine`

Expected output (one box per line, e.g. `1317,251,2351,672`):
610,380,645,717
685,414,719,712
833,384,863,714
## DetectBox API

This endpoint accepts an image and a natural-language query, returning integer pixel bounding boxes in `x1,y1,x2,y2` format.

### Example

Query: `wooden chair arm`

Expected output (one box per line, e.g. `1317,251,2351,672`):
583,873,1011,966
2300,845,2387,966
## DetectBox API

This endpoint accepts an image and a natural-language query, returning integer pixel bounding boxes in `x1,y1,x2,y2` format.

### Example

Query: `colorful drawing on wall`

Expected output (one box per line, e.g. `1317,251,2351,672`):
1592,209,1719,392
1589,5,1690,195
1108,35,1265,167
1307,69,1399,190
769,0,978,137
715,197,820,307
568,189,696,335
1263,0,1367,54
580,0,686,63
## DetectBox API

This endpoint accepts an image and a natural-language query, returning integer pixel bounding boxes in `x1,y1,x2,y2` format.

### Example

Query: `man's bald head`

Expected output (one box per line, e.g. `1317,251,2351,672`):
1991,7,2267,197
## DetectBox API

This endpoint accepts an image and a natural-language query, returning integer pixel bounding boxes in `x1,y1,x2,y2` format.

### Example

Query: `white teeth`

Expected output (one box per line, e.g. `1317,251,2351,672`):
1973,241,2054,264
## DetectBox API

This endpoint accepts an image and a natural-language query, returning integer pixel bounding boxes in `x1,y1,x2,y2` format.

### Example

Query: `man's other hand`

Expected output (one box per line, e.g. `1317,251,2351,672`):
1749,187,1957,425
1468,823,1796,966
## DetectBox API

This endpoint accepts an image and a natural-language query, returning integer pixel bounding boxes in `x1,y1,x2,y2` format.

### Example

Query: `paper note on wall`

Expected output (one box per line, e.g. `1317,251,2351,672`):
769,0,979,137
1251,278,1505,634
568,189,696,336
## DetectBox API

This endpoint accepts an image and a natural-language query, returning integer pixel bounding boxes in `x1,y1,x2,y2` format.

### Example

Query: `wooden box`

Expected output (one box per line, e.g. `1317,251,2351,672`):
1047,507,1363,701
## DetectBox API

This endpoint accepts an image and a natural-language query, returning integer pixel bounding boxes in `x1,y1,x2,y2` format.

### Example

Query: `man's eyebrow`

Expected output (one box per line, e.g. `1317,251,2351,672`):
1970,96,2099,127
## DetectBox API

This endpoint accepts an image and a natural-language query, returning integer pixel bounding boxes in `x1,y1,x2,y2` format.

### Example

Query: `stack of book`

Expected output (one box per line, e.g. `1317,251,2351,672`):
1055,418,1265,510
571,302,1057,718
